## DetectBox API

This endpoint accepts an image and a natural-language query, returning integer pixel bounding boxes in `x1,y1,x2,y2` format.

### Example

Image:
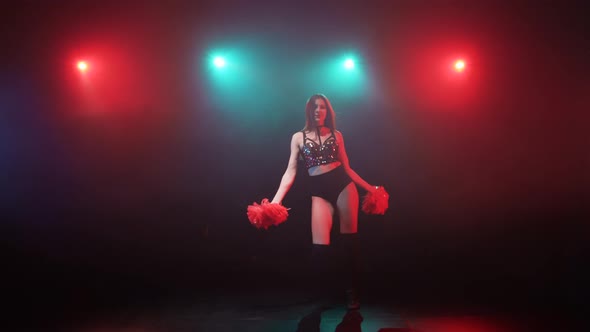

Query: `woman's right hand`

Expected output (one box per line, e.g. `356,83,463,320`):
366,185,378,194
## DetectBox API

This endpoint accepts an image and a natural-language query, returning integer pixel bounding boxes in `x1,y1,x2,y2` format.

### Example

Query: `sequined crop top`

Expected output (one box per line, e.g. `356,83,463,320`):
300,127,339,169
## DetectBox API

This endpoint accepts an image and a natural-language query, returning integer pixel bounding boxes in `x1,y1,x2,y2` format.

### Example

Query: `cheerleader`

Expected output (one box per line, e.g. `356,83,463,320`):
248,94,388,310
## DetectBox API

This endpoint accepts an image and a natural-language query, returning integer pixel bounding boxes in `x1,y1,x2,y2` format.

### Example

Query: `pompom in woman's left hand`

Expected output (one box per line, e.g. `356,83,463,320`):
361,186,389,215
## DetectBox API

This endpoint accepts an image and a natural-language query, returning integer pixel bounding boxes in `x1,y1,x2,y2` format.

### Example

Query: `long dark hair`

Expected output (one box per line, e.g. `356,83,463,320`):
302,94,337,132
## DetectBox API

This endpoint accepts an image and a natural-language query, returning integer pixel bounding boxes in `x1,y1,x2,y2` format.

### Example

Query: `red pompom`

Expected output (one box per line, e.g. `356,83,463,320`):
247,198,290,229
361,186,389,215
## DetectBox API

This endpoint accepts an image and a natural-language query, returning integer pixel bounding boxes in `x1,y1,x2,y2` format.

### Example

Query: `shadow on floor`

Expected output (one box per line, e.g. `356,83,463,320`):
296,307,370,332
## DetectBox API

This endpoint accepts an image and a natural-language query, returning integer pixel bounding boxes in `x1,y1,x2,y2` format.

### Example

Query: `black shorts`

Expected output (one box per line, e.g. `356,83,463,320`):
308,165,353,207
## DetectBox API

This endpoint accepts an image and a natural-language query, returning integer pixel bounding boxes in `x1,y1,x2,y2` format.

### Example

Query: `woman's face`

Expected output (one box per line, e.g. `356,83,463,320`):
312,98,327,126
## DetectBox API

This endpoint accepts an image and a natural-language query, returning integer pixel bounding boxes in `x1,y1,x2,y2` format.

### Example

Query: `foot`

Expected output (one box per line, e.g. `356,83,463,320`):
345,288,360,310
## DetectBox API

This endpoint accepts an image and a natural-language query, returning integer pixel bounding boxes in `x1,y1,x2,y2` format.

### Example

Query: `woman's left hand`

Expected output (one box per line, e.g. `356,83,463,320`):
367,185,379,194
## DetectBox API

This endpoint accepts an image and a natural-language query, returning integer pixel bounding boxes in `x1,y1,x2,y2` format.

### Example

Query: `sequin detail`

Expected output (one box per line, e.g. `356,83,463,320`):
300,129,339,169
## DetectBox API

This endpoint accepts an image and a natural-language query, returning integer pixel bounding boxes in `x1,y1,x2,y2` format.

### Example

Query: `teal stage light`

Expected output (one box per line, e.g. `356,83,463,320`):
343,58,355,70
213,56,226,68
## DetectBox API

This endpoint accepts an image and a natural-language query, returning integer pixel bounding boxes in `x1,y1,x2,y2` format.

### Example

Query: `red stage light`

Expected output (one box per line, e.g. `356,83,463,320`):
77,61,88,72
454,59,465,72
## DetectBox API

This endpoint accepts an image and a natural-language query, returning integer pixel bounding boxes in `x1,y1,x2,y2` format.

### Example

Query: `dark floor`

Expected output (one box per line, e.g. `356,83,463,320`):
11,283,583,332
6,221,587,332
63,290,407,332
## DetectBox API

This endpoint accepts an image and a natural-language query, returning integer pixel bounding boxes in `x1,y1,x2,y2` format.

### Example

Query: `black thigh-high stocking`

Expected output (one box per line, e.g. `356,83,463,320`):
338,233,361,309
309,243,336,301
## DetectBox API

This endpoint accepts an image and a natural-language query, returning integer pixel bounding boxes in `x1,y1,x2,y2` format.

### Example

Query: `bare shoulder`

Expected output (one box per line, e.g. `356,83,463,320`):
291,131,303,145
334,129,344,140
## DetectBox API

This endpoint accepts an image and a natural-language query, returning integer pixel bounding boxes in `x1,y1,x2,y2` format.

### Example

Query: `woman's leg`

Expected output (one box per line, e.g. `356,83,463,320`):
336,182,361,310
336,182,359,234
311,196,334,244
309,196,335,301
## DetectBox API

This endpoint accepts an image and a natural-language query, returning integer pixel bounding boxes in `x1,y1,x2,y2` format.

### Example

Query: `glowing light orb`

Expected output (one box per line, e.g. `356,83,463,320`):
344,58,355,70
77,61,88,72
213,56,226,68
454,60,465,72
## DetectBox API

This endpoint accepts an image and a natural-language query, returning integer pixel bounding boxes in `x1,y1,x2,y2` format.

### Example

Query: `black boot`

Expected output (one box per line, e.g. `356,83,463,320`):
307,243,336,305
339,233,361,310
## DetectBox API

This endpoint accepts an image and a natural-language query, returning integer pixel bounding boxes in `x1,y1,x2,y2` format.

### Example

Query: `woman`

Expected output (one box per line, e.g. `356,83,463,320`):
271,93,378,310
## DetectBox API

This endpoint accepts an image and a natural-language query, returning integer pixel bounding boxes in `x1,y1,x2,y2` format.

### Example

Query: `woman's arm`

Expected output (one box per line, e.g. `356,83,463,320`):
271,133,301,204
336,130,376,193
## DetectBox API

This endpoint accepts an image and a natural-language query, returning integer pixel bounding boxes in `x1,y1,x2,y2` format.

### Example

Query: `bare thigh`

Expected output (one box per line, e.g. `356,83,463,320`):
337,182,359,234
311,196,334,245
